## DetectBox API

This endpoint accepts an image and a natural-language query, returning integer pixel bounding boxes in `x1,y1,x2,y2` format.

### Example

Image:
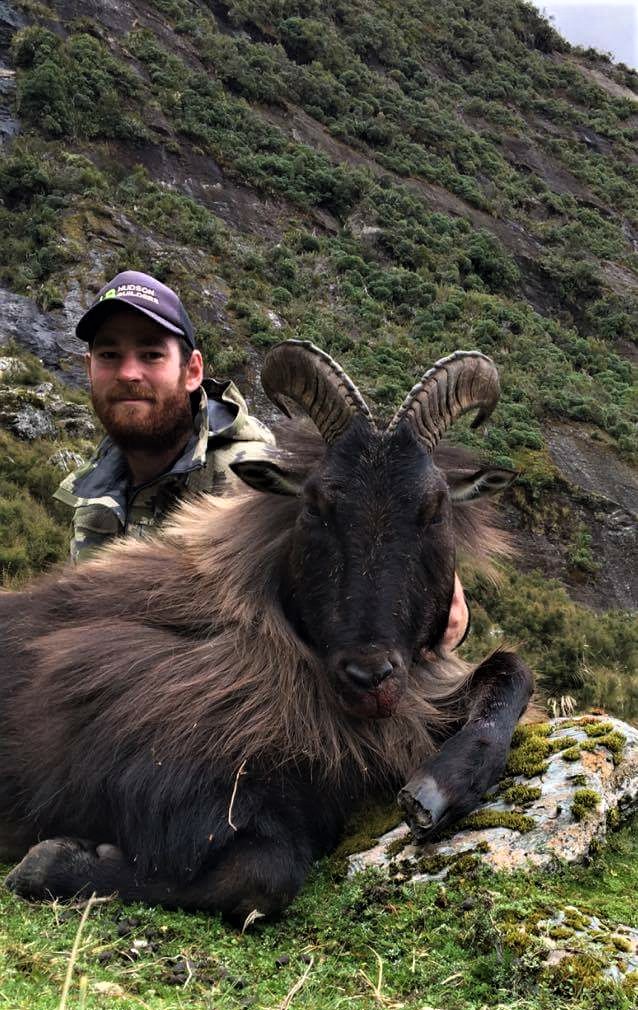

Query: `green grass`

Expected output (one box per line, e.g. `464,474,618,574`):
1,816,638,1008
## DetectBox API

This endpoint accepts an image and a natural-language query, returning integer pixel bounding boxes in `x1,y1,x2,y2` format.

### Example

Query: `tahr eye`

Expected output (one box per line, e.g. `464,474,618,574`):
304,501,322,519
419,496,445,527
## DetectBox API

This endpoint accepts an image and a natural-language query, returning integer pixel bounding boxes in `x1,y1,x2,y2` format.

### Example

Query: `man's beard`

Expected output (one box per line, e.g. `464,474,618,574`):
91,381,194,453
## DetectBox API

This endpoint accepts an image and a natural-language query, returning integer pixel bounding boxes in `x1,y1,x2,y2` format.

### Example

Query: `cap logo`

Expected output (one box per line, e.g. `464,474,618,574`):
98,284,160,306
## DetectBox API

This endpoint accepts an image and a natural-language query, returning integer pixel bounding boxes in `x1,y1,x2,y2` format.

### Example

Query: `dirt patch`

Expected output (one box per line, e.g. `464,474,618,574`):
90,139,297,242
561,58,638,105
546,423,638,515
499,136,602,205
505,423,638,611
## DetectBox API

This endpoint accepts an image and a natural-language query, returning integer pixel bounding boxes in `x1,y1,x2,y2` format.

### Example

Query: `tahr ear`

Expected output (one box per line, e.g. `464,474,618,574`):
229,459,304,496
448,467,517,502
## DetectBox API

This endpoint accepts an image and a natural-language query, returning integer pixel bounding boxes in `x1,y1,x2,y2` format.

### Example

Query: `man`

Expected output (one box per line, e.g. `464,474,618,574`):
54,270,274,563
55,269,469,648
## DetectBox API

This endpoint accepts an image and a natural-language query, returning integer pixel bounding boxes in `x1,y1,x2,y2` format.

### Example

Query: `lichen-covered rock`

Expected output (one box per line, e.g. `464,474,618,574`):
0,385,95,440
349,715,638,882
48,449,86,473
0,356,21,380
540,908,638,984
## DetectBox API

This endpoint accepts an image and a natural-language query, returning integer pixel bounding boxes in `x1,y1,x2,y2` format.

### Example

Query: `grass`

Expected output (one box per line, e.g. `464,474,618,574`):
1,816,638,1009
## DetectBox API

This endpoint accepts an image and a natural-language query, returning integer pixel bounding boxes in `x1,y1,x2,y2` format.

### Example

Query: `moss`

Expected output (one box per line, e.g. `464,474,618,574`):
548,925,573,940
500,924,534,955
609,934,633,953
583,720,614,737
607,807,622,829
414,853,453,875
412,842,491,878
459,810,536,833
384,831,412,859
572,789,601,822
506,726,579,778
506,731,552,778
595,731,626,764
623,972,638,997
561,747,581,761
545,952,607,995
447,854,481,876
511,722,552,746
571,774,589,786
501,784,542,805
562,906,590,931
331,798,403,873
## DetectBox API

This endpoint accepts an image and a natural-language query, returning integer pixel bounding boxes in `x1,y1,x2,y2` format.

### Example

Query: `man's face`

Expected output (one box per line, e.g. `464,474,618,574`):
86,310,204,452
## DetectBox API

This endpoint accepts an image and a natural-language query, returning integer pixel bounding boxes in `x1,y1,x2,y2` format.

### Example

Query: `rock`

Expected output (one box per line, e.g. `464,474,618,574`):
0,355,21,380
349,716,638,882
90,982,127,997
266,310,283,330
0,285,84,382
0,64,18,139
1,400,56,440
540,909,638,984
47,449,86,473
0,385,95,441
46,397,96,440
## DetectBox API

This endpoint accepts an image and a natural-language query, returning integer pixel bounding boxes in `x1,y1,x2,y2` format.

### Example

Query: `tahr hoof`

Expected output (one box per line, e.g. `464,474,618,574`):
398,774,448,839
4,838,96,900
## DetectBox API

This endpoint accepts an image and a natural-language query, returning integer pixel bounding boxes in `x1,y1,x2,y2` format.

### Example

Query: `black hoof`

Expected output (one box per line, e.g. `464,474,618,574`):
4,837,116,900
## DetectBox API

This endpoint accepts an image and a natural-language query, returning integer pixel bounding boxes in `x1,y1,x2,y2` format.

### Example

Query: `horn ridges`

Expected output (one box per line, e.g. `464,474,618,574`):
261,339,373,444
387,350,500,451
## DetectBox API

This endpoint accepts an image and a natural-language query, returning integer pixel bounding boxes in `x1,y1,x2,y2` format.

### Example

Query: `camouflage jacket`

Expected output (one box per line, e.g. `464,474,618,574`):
53,379,275,563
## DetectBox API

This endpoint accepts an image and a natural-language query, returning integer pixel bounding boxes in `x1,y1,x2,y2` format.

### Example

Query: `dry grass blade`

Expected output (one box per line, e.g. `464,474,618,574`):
276,955,314,1010
241,907,265,933
58,892,97,1010
228,758,247,831
359,948,404,1008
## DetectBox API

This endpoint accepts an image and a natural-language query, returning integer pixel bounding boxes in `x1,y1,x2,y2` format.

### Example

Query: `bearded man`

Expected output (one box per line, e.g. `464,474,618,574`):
54,270,274,563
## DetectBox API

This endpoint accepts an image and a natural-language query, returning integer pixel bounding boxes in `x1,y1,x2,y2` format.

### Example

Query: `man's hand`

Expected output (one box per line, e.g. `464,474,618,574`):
422,573,469,660
442,572,469,651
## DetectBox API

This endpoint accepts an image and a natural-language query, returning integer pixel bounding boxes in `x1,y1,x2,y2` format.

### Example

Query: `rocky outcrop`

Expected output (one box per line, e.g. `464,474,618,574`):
0,382,95,440
0,286,85,381
350,715,638,881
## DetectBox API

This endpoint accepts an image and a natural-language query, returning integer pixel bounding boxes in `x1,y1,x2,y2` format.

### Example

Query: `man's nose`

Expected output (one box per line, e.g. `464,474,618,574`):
115,353,144,382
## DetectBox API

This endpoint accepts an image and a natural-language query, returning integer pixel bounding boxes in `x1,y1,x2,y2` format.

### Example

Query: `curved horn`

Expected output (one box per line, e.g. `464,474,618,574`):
261,339,373,444
387,350,500,452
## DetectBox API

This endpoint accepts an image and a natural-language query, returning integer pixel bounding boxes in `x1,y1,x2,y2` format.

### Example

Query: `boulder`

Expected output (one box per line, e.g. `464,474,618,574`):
350,715,638,881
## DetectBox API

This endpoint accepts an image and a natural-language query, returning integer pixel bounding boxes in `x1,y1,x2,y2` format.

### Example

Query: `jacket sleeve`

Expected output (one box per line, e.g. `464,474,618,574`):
69,504,122,564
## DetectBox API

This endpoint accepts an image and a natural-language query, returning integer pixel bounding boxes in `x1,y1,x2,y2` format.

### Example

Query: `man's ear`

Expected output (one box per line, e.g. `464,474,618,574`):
185,349,204,392
84,351,92,384
448,467,517,502
229,459,304,496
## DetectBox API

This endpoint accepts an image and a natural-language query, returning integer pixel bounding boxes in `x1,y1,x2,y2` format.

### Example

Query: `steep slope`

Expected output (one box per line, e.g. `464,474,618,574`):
0,0,636,712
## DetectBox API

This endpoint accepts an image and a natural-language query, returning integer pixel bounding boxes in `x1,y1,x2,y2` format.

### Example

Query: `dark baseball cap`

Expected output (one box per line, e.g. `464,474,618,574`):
76,270,196,349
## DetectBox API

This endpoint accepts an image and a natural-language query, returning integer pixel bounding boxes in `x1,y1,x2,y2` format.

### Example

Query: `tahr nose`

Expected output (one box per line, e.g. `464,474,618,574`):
344,657,394,691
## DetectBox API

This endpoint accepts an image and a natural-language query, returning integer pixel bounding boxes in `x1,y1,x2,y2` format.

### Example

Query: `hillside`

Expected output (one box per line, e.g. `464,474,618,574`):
0,0,636,715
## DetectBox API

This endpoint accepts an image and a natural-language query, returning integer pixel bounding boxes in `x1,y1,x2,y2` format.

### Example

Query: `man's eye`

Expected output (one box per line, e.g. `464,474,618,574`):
143,352,164,361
